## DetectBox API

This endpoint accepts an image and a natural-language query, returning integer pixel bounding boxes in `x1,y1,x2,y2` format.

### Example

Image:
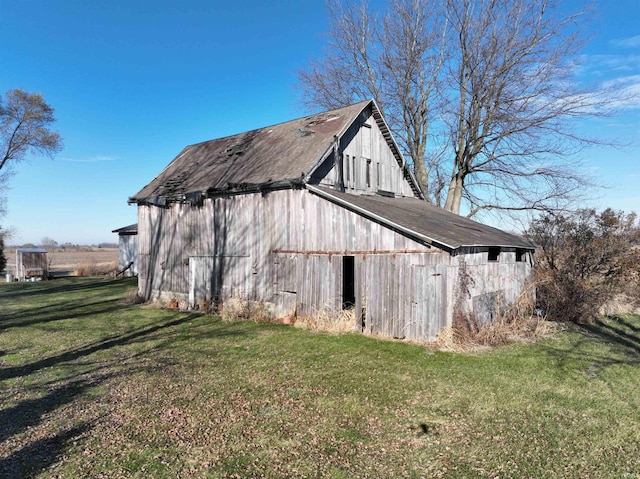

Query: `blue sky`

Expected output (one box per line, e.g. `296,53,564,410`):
0,0,638,245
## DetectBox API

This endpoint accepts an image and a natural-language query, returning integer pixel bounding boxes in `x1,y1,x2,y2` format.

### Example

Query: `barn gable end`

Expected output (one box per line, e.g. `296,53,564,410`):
130,101,534,341
308,104,418,198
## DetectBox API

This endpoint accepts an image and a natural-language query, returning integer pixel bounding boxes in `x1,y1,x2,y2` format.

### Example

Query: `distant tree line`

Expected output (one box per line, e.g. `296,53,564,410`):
21,240,119,249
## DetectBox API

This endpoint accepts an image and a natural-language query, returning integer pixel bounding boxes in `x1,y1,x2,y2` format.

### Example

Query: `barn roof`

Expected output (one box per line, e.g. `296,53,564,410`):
130,101,533,250
112,224,138,235
130,100,422,205
309,186,534,250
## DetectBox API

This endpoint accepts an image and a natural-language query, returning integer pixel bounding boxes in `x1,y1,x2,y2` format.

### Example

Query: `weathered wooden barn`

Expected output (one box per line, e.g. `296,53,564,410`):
112,223,138,277
130,100,534,341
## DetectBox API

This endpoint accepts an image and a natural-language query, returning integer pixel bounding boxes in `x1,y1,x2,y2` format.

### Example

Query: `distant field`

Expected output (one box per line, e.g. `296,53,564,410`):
3,247,118,276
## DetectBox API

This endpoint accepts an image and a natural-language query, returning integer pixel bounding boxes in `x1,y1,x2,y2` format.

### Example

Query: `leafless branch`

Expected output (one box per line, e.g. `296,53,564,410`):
298,0,623,219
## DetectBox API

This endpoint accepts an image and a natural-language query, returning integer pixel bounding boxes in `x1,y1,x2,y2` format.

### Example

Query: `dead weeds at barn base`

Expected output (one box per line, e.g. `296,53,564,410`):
433,316,562,352
190,294,560,351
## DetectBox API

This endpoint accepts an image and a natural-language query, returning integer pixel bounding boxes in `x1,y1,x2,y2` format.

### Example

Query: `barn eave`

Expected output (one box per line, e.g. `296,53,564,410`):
307,185,535,252
307,185,446,250
129,177,307,206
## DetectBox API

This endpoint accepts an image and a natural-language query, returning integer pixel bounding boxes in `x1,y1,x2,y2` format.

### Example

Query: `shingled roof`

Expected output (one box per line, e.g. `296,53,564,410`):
309,186,534,250
130,100,421,205
130,100,532,250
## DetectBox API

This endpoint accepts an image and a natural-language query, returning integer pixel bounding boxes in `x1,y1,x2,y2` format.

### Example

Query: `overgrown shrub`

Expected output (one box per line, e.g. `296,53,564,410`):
527,208,640,323
474,283,559,346
451,258,479,341
443,280,556,350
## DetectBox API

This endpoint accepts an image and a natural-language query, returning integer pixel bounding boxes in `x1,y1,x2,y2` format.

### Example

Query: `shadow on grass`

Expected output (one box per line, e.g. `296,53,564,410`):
0,313,244,476
0,277,137,332
0,299,129,332
581,315,640,359
0,276,253,477
0,277,132,300
542,315,640,370
0,424,90,479
0,378,98,444
0,314,201,382
0,316,192,476
0,364,132,478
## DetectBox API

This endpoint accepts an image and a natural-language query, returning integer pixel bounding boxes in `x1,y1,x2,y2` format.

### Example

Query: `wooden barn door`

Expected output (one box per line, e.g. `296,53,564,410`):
410,264,448,341
189,256,216,310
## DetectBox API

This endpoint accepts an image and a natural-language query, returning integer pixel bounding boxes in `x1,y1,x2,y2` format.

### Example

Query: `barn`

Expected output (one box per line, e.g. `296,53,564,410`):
130,100,534,341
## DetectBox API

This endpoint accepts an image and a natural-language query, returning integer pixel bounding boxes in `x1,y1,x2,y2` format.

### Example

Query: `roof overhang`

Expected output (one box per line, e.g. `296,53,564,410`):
307,185,448,249
307,185,535,251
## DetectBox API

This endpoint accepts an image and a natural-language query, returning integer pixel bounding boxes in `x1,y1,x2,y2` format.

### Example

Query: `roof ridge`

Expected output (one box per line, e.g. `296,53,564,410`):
184,99,373,149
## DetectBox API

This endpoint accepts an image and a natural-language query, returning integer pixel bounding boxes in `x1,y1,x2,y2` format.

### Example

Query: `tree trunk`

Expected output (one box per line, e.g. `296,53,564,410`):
412,153,429,200
443,173,464,214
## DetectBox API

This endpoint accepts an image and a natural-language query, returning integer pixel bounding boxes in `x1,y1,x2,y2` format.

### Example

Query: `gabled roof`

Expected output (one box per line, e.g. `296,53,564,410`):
112,224,138,235
16,248,48,253
130,100,421,205
308,186,534,250
130,101,531,249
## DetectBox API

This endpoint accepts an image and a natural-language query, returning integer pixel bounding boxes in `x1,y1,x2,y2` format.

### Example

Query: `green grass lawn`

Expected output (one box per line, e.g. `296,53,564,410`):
1,277,639,478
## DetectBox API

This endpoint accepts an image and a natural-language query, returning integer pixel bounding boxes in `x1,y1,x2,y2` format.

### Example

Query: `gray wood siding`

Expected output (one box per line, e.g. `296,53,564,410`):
452,248,533,328
137,189,533,341
316,111,415,198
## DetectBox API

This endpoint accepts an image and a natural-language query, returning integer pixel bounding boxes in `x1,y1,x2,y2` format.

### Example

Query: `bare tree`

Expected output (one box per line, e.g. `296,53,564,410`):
0,89,63,186
40,236,59,248
298,0,613,218
298,0,448,201
441,0,604,216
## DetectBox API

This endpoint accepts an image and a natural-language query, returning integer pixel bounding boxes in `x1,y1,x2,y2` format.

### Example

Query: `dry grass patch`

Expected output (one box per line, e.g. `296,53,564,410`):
293,307,357,334
48,248,118,276
72,259,118,277
220,298,357,336
121,288,145,305
476,284,561,347
220,297,274,322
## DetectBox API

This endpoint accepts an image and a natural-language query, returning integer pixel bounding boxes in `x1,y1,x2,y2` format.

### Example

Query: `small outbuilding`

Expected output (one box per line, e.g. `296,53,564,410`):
112,224,138,277
129,100,535,341
16,248,48,281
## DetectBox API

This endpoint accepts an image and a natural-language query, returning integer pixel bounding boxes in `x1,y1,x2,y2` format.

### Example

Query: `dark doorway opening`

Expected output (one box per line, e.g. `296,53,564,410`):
342,256,355,309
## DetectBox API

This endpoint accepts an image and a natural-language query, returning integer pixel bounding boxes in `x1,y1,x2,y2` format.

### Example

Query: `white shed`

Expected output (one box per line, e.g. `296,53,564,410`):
112,224,138,277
